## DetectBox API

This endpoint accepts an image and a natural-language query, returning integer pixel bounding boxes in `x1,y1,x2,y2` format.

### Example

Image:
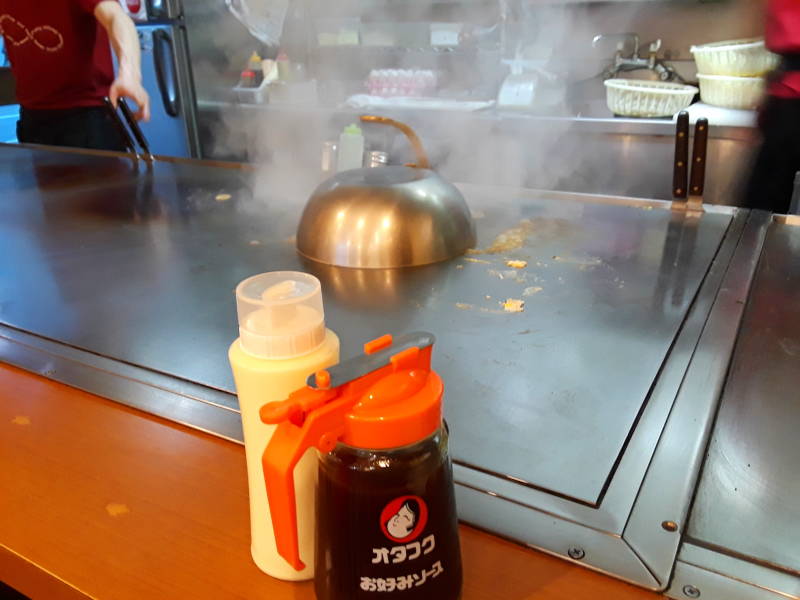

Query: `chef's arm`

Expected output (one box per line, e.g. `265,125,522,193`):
94,0,151,121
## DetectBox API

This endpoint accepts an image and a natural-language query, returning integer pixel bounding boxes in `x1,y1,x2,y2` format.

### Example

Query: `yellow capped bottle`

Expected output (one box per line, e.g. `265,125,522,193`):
229,271,339,580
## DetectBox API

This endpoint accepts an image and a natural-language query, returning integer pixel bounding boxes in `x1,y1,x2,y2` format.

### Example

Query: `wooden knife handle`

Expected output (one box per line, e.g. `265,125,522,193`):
673,111,689,199
689,117,709,197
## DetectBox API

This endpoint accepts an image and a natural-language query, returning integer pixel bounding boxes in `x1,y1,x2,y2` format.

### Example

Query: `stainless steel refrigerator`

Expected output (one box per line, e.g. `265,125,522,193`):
118,0,201,158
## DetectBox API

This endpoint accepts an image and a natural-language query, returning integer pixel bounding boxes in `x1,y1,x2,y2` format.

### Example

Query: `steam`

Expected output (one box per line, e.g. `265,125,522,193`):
192,0,763,204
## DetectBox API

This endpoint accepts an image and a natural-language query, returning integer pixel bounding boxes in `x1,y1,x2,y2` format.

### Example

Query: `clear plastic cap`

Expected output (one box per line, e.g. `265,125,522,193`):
235,271,326,359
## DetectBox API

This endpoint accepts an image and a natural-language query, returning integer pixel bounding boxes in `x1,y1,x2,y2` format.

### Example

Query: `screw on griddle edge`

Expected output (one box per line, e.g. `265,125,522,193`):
682,584,701,598
567,547,585,560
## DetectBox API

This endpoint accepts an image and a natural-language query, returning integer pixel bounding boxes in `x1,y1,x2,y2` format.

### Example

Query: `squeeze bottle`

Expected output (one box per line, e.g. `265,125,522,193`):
261,332,463,599
229,271,339,580
336,123,365,172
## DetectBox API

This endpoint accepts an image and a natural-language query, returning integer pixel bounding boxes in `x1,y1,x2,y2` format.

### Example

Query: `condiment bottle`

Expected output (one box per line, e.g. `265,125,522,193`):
261,332,463,599
247,51,263,72
239,69,257,89
276,51,290,81
336,123,364,172
245,52,264,86
228,272,340,580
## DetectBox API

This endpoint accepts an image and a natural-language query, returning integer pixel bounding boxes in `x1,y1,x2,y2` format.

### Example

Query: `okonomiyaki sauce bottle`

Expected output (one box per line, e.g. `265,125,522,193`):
261,332,462,599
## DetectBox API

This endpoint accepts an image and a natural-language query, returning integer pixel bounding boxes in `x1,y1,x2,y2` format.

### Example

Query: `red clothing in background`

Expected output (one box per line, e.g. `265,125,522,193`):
0,0,113,109
767,0,800,98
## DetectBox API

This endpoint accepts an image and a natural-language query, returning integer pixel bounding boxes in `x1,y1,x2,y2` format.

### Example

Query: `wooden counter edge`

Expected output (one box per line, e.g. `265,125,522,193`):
0,363,659,600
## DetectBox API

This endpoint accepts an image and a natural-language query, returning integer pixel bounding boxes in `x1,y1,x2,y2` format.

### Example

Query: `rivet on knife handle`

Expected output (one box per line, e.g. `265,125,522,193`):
689,117,708,199
673,111,689,200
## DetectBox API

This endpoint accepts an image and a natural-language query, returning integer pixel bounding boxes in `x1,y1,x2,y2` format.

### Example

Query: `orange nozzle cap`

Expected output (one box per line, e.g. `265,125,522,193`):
316,369,331,389
261,332,442,571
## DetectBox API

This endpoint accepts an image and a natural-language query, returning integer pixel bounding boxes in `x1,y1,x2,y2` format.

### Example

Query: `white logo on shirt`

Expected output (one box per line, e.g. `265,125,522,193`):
0,14,64,52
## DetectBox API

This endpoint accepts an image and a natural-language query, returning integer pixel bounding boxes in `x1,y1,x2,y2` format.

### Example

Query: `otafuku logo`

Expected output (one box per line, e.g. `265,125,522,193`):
380,496,428,543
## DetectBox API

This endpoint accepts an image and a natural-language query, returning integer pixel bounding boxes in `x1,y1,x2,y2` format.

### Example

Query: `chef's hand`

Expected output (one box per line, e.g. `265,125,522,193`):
110,74,151,122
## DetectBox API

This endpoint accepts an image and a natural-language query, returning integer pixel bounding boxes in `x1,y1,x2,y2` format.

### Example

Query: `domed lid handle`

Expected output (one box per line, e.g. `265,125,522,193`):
360,115,431,169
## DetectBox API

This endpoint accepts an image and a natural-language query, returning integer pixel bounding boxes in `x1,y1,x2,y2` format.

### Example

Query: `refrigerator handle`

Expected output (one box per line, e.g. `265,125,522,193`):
152,28,181,117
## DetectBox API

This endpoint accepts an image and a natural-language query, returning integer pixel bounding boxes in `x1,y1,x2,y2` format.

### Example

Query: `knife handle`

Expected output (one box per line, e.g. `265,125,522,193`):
673,111,689,199
689,117,709,197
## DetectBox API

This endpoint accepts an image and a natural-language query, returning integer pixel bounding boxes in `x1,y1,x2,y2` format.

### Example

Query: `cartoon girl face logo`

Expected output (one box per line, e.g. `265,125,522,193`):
380,495,428,543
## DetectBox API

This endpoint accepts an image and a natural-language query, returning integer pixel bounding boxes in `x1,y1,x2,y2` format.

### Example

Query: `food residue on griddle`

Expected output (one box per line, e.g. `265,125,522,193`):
502,298,525,313
464,257,492,265
470,218,571,254
215,193,232,202
506,260,528,268
454,302,507,315
488,269,527,282
552,255,602,267
481,220,536,254
523,286,543,296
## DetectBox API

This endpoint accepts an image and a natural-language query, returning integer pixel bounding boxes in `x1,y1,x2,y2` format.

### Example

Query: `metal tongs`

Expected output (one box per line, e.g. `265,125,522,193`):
104,96,153,162
672,111,707,214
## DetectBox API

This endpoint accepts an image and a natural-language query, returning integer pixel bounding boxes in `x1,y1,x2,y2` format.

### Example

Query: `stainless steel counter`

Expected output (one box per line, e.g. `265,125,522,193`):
668,215,800,600
0,144,765,591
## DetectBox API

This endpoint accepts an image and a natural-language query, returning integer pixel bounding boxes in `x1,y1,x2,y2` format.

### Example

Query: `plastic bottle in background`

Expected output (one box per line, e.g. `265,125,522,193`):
248,51,262,71
276,52,290,81
228,272,340,580
244,52,264,87
336,124,365,172
262,58,279,82
239,69,258,88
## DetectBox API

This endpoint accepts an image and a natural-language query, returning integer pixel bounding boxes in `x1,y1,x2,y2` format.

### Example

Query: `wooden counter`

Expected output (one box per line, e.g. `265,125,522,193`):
0,363,658,600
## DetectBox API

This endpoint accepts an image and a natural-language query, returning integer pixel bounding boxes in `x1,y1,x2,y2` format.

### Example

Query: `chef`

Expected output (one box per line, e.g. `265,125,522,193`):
0,0,150,151
745,0,800,213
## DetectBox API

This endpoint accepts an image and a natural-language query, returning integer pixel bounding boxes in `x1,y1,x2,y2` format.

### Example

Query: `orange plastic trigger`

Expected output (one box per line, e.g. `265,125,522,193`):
260,401,289,424
364,334,393,354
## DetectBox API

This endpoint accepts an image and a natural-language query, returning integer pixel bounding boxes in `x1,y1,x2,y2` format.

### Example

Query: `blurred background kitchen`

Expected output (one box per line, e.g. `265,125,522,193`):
0,0,768,203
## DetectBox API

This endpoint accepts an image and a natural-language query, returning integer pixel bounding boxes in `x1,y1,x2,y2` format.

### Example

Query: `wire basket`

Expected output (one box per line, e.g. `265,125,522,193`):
604,79,698,118
691,38,779,77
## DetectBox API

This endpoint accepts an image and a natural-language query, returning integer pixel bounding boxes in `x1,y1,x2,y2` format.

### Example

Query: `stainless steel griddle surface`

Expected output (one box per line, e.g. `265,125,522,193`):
0,146,732,504
687,217,800,575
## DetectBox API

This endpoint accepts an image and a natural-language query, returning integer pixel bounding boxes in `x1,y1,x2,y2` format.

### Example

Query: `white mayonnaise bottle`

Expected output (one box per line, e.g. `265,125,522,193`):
229,271,339,580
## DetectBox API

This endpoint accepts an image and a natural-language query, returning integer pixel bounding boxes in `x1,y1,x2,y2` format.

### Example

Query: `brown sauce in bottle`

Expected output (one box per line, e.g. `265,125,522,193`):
315,427,462,600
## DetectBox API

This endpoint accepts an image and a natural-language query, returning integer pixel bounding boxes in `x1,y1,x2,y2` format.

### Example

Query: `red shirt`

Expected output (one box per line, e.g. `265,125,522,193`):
767,0,800,98
0,0,114,110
